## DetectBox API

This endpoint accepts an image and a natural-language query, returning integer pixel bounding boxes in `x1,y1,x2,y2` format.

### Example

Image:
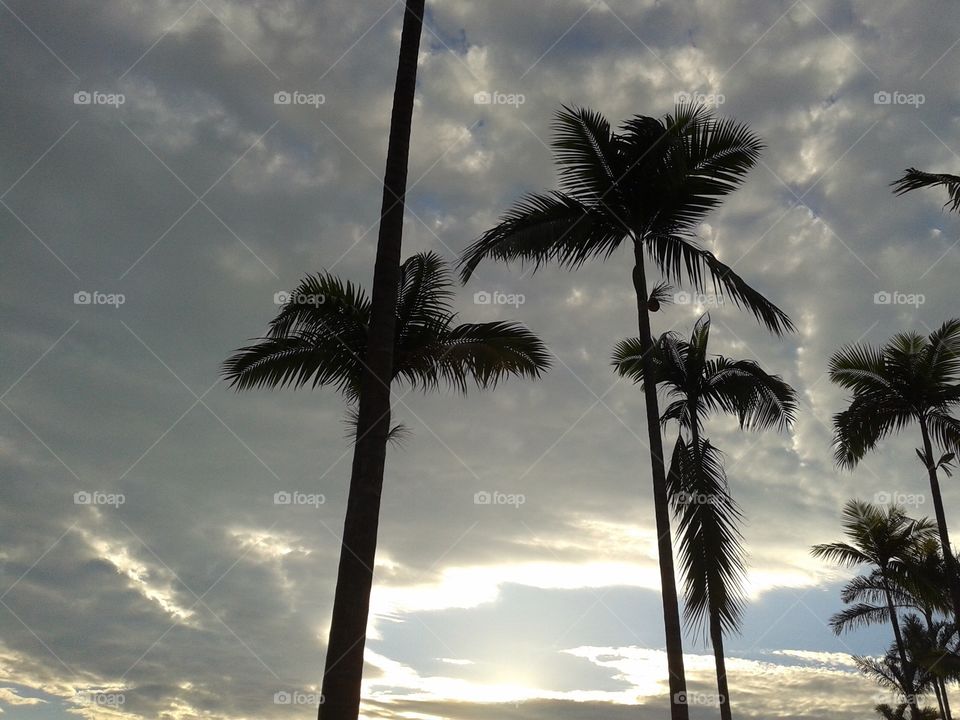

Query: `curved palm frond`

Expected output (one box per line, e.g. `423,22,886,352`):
397,320,551,395
222,333,364,399
893,168,960,213
396,250,455,334
458,191,628,282
268,271,370,339
668,436,746,637
830,602,893,635
552,105,623,205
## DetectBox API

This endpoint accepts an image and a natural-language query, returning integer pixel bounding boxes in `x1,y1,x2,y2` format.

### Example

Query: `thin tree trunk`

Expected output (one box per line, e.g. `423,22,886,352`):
687,412,733,720
941,678,953,720
709,607,733,720
919,418,960,625
882,576,921,720
319,3,425,719
631,239,689,720
934,675,946,720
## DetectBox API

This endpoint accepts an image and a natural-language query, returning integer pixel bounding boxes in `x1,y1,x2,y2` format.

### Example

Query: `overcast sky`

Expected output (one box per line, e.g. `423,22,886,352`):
1,1,959,718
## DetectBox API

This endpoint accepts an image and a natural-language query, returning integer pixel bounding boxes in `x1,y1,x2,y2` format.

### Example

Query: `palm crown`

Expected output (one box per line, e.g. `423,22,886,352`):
612,314,798,432
458,104,793,335
223,251,550,405
893,168,960,213
829,319,960,468
812,500,936,573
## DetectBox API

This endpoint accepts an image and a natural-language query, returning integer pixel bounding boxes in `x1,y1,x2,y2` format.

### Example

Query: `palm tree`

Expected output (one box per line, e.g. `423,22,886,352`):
223,252,549,719
830,320,960,625
293,3,426,718
875,702,939,720
613,313,796,720
813,501,937,719
458,103,793,719
893,169,960,213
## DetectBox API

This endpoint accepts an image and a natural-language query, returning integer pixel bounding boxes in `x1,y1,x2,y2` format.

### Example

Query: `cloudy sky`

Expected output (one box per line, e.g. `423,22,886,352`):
1,1,959,718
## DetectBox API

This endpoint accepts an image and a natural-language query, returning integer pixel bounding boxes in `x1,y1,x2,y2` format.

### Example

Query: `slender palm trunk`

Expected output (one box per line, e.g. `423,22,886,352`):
631,240,689,720
923,611,953,720
687,414,733,720
934,677,947,720
882,574,921,719
319,3,425,719
919,418,960,625
709,608,733,720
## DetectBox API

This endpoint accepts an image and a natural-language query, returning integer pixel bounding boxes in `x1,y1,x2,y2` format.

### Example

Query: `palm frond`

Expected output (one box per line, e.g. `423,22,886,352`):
397,320,551,394
552,105,622,205
458,192,628,282
668,436,747,637
892,168,960,213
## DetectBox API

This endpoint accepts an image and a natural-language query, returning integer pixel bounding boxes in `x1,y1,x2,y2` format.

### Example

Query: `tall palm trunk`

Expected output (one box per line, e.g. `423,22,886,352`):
881,574,921,719
631,240,689,720
923,611,953,720
919,418,960,625
709,613,732,720
688,412,733,720
318,3,425,719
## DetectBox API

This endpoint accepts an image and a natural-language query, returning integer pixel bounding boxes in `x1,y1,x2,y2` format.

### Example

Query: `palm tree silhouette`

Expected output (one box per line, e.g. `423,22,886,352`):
613,313,796,720
458,104,793,719
893,169,960,213
813,500,937,719
830,320,960,625
223,252,549,718
288,2,426,717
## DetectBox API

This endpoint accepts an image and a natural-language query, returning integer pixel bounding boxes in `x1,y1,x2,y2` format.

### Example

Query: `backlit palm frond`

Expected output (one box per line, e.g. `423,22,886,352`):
893,168,960,213
397,320,551,395
458,192,628,282
552,105,623,206
268,271,370,339
669,437,747,637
